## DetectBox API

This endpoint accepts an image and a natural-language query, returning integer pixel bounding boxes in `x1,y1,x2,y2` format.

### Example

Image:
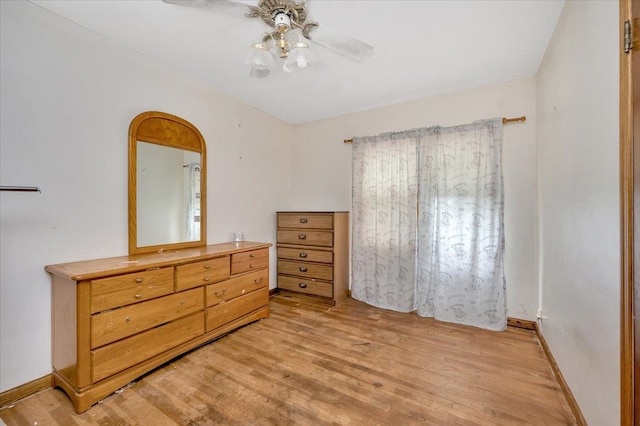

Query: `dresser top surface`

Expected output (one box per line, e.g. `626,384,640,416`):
45,241,272,281
276,211,349,213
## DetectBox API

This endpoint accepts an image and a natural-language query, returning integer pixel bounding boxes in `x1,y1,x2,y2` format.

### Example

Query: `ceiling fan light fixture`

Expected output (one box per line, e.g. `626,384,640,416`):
245,43,275,78
284,41,312,71
273,12,291,31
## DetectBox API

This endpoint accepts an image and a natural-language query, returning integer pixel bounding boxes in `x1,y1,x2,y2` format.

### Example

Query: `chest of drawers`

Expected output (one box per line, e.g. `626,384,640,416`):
46,241,270,413
276,212,349,305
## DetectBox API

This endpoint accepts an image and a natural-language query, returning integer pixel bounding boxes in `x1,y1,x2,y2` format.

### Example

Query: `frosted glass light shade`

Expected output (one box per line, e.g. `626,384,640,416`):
284,42,312,72
245,44,274,78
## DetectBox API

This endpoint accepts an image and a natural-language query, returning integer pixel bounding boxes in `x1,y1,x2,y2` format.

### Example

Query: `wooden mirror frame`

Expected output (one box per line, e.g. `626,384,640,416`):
128,111,207,254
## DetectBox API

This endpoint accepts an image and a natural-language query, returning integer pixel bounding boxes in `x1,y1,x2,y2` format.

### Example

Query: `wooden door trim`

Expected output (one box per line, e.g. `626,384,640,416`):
620,0,637,424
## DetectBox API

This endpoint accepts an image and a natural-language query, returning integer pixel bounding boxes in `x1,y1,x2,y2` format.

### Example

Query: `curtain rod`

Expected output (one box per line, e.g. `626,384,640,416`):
343,115,527,144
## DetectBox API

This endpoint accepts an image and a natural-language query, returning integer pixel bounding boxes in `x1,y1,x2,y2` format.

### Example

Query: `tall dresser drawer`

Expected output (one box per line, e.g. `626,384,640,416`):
278,260,333,281
277,275,333,298
278,213,334,230
91,268,174,314
91,312,204,383
231,249,269,275
176,256,230,292
277,230,333,247
206,268,268,307
277,247,333,264
205,289,268,332
91,288,204,349
276,211,348,306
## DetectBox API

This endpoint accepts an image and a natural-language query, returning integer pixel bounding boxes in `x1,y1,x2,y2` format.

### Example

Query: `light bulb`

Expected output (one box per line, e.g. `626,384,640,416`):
284,42,312,72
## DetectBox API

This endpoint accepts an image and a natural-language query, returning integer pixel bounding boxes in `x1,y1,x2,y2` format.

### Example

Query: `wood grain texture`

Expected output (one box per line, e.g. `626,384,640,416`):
506,317,536,330
0,376,51,408
535,323,586,425
278,247,334,263
332,212,350,305
90,288,204,349
45,241,271,281
277,229,334,247
128,111,207,255
46,243,271,413
277,212,349,306
206,268,268,306
620,0,639,423
1,294,576,425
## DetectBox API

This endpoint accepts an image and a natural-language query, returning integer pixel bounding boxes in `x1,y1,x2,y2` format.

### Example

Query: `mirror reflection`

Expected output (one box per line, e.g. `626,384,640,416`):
129,111,207,254
137,142,201,247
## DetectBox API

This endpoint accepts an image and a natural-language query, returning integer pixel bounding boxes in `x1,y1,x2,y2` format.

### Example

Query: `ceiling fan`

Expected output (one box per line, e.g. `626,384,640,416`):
161,0,374,78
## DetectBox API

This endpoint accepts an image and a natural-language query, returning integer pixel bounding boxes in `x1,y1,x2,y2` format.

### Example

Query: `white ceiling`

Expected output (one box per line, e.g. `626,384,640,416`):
30,0,564,124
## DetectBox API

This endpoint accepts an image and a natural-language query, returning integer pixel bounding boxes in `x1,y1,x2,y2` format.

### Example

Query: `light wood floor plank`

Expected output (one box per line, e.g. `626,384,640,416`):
0,295,576,425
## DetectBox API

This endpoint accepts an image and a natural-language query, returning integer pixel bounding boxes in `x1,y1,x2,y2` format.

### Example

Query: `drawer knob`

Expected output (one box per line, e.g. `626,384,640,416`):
134,293,142,299
135,278,143,283
249,264,255,268
299,252,307,258
299,267,308,272
125,317,132,323
298,283,308,289
250,253,256,258
180,300,186,305
204,264,211,269
203,276,211,282
299,218,308,223
298,234,307,240
254,277,263,284
214,289,227,298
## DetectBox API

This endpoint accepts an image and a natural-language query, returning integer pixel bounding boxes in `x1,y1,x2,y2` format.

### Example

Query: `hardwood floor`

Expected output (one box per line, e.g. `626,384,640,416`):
0,294,576,425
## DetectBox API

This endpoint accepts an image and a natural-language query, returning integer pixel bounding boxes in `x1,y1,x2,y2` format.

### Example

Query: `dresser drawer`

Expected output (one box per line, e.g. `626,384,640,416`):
231,248,269,264
175,256,230,292
277,230,333,247
91,272,174,314
277,247,333,264
91,288,204,349
91,268,173,297
91,312,204,383
277,260,333,281
205,289,268,332
277,275,333,298
278,213,334,230
206,268,268,307
231,251,269,275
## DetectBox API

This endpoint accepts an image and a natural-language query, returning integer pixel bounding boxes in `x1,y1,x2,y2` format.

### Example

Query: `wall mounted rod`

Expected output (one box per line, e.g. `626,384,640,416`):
0,186,41,192
343,115,527,144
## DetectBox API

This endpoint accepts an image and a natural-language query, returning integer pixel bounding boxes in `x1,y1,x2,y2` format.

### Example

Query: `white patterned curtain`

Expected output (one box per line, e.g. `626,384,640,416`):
416,119,506,331
351,131,420,312
351,118,506,331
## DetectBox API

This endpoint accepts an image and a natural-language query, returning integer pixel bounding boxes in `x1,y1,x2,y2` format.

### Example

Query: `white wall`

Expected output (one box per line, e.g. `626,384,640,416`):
536,1,619,425
291,78,539,322
0,0,292,392
1,4,620,423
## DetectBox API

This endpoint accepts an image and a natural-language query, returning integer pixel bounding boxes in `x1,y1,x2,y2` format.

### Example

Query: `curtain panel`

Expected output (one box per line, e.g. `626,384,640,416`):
351,131,420,312
351,118,506,331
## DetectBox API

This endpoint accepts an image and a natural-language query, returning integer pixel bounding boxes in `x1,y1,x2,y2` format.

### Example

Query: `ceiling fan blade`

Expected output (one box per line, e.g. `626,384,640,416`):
303,23,373,62
161,0,258,18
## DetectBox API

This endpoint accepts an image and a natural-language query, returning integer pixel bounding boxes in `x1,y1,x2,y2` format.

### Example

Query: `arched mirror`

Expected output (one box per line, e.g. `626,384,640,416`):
129,111,206,254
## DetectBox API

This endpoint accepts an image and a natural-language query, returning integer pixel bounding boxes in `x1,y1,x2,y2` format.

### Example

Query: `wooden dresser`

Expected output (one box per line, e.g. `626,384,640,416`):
46,241,270,413
276,212,349,305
